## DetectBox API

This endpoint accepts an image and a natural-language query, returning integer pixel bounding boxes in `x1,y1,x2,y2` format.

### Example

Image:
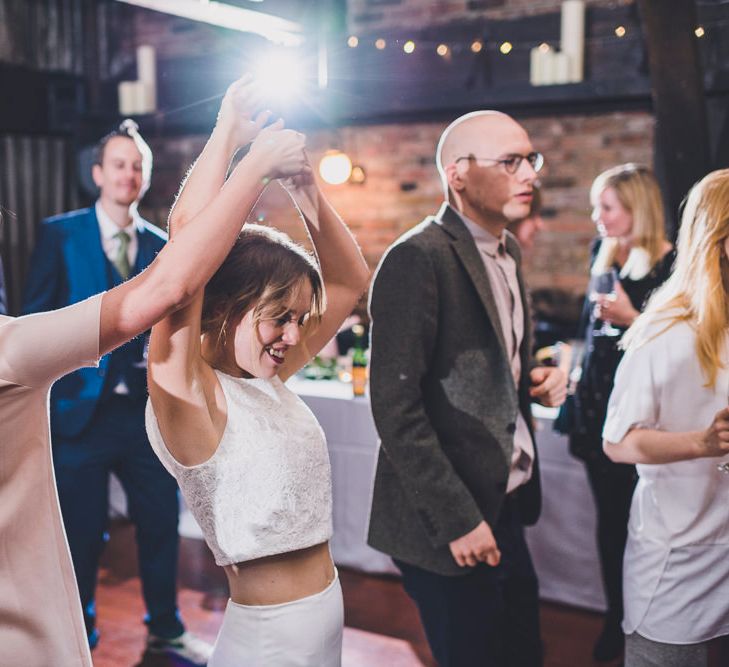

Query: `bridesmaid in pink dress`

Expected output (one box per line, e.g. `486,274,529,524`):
0,76,307,667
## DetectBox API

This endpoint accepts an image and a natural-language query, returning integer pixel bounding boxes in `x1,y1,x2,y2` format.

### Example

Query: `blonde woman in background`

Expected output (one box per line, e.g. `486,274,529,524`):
603,169,729,667
569,164,674,662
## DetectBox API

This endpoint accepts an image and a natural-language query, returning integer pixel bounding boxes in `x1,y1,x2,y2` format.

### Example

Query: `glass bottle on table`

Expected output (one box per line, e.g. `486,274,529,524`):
351,324,367,397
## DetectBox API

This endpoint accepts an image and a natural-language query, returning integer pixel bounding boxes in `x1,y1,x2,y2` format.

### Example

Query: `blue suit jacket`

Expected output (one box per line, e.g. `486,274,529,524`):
22,206,167,438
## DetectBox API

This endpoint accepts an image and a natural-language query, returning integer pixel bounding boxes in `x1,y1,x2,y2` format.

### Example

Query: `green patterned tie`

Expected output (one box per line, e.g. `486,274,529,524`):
113,230,131,280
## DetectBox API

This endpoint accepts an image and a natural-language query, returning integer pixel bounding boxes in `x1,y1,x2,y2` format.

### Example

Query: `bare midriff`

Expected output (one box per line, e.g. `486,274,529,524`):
223,541,334,606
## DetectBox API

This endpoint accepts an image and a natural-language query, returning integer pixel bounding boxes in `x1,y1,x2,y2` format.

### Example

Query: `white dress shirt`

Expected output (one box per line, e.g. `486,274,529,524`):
95,201,140,394
604,316,729,643
458,212,534,493
95,200,139,268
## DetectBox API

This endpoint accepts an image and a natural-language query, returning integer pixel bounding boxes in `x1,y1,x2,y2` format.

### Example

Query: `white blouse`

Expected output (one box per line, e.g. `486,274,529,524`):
603,317,729,643
146,371,333,566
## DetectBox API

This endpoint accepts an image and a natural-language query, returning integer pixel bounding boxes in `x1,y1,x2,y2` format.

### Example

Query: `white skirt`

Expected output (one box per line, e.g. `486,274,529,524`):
208,569,343,667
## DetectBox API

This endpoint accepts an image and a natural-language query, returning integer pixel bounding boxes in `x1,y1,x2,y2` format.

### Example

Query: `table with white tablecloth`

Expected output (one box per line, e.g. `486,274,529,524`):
110,379,606,611
287,378,607,611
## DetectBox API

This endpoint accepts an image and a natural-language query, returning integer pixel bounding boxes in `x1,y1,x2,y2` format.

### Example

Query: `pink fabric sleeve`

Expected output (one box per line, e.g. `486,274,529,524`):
0,294,102,388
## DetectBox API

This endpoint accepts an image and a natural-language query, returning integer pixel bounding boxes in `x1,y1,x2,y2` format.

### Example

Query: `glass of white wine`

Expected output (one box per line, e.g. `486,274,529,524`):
590,269,621,337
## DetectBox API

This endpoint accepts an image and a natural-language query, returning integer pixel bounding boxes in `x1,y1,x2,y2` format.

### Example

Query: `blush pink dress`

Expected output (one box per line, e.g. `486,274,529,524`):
0,294,102,667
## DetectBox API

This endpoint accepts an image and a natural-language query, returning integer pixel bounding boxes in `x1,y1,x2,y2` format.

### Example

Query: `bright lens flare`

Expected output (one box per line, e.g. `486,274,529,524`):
319,150,352,185
252,50,304,103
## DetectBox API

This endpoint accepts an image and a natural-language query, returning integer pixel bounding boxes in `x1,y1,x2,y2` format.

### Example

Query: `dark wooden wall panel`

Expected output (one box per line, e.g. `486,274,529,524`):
0,134,78,314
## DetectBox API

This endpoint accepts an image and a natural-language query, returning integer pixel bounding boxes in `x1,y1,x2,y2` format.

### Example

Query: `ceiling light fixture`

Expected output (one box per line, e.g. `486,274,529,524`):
114,0,303,46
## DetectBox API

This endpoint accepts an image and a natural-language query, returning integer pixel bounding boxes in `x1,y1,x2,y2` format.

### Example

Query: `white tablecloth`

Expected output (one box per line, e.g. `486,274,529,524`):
110,379,606,610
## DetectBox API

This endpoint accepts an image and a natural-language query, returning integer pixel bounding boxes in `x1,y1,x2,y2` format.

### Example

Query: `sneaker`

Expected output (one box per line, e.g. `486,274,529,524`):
146,631,214,666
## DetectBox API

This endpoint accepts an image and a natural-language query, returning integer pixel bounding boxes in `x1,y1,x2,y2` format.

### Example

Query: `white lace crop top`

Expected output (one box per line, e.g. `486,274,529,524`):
145,372,333,566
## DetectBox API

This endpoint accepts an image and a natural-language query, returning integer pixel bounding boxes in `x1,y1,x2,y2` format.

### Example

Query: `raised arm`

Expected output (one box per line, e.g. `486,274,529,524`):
167,74,268,232
277,170,371,379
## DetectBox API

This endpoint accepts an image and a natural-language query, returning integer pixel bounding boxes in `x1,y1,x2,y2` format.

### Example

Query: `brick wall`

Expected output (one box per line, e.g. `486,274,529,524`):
141,109,655,298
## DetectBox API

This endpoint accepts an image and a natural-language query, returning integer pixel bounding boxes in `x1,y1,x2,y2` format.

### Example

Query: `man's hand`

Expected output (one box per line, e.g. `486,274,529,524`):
700,407,729,457
217,74,270,149
281,158,320,224
248,121,309,180
529,366,567,407
449,521,501,568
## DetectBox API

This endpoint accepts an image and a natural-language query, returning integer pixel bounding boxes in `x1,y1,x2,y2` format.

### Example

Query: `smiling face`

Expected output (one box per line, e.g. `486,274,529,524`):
92,136,145,208
594,186,634,239
228,279,314,379
440,113,538,231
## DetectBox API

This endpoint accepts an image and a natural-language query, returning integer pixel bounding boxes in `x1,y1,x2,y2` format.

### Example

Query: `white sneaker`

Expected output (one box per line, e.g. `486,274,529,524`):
146,631,214,665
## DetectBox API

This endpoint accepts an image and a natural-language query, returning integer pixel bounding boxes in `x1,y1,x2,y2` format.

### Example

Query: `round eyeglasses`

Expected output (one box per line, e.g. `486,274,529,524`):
455,151,544,174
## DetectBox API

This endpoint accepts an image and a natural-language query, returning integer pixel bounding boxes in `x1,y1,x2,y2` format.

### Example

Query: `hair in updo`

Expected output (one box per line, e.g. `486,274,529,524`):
201,224,324,351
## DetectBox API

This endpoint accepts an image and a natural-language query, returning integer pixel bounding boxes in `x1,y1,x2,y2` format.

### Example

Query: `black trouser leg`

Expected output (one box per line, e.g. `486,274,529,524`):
395,497,542,667
584,455,636,627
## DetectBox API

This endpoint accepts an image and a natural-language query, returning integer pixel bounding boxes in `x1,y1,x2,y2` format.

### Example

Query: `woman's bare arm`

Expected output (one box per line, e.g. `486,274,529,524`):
278,172,371,380
604,407,729,463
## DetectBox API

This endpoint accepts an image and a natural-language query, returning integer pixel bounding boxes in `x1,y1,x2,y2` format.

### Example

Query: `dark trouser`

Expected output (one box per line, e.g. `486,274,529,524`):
583,454,636,630
53,395,184,639
395,496,542,667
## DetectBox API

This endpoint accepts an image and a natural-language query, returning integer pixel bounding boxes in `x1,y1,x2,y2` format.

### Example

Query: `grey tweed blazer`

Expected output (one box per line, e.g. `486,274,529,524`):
367,203,541,576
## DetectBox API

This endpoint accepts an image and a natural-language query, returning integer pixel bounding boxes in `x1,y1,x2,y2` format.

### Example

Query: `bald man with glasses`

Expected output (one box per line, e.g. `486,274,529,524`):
367,111,566,667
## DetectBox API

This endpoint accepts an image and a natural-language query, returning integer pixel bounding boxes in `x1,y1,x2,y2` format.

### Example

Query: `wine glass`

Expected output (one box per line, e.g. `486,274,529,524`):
590,269,621,337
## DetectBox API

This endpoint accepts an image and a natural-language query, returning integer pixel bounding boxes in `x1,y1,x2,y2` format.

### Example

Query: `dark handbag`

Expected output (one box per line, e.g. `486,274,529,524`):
553,392,576,435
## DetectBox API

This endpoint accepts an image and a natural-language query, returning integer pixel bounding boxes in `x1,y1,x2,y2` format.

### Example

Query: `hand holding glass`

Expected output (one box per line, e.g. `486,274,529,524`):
590,270,621,337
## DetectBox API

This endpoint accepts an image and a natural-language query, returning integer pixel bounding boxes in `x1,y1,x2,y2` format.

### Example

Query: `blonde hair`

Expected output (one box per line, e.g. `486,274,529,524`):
622,169,729,387
590,164,667,280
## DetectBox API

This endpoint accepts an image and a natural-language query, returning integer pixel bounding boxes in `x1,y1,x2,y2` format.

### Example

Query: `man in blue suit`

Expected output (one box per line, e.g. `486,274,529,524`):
22,122,211,664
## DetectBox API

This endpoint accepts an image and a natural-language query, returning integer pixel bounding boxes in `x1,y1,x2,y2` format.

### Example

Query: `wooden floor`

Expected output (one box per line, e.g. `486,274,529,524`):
89,519,722,667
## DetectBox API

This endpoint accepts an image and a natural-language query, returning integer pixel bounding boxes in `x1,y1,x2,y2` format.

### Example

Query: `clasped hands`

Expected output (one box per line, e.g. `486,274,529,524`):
216,74,315,197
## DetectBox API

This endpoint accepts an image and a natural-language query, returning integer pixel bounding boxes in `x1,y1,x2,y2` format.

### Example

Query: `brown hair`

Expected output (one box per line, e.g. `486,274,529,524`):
201,224,324,354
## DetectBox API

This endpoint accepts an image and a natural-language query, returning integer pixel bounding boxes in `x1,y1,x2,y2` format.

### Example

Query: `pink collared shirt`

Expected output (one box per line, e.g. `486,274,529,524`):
458,212,534,493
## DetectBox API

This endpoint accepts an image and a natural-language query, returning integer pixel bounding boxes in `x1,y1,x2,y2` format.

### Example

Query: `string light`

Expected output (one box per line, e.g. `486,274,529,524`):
342,17,726,56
